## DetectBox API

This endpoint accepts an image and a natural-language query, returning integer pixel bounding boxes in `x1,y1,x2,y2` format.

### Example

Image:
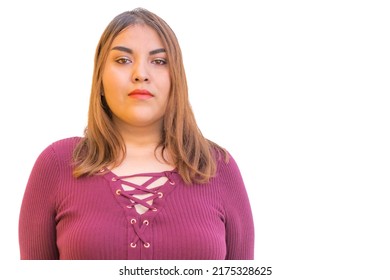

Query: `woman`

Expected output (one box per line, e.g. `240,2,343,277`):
19,7,254,260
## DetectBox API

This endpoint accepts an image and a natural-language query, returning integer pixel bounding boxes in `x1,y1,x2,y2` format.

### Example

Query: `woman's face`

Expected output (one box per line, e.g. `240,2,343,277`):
102,24,170,130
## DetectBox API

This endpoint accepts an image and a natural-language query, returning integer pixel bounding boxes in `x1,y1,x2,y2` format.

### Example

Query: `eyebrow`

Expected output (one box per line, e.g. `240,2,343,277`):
111,46,166,55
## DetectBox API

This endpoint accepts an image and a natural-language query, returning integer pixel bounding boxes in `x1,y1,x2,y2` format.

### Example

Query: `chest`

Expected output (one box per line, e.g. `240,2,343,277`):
54,173,226,259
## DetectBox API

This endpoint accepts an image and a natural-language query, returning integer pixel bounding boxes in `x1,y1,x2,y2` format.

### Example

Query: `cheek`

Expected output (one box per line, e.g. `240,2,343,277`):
102,69,113,94
159,72,171,93
102,74,126,110
102,66,128,93
162,80,171,104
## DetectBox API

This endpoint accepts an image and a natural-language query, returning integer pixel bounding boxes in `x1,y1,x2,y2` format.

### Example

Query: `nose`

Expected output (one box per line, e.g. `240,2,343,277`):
132,61,149,83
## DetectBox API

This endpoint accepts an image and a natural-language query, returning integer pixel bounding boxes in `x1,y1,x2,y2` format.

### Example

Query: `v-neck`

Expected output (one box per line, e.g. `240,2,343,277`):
102,168,177,217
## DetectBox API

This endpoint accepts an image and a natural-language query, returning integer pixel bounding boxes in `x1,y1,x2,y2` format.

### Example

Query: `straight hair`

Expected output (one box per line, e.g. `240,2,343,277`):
73,8,227,184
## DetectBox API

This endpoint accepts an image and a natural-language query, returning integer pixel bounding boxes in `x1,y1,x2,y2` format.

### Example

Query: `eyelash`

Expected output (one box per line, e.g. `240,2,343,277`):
116,58,132,64
115,58,167,65
152,58,167,65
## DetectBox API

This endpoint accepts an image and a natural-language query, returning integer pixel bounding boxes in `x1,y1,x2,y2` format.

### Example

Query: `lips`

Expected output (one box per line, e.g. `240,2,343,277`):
128,89,154,99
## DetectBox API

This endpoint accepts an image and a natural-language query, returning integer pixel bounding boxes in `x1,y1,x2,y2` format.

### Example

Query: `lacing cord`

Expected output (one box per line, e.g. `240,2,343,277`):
112,171,176,248
129,218,150,248
117,188,160,210
114,172,174,210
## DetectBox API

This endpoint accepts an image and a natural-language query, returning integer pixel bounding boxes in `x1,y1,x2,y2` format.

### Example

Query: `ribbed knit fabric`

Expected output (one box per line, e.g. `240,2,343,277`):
19,137,254,260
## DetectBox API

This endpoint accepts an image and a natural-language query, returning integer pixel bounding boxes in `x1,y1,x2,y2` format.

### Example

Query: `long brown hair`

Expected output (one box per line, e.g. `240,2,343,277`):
73,8,227,184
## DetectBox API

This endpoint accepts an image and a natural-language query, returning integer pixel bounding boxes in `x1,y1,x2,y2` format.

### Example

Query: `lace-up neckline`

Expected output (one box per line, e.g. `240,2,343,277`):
103,169,176,216
103,169,177,250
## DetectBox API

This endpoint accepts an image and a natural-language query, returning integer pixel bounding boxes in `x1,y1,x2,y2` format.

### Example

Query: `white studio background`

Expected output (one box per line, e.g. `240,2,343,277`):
1,0,389,279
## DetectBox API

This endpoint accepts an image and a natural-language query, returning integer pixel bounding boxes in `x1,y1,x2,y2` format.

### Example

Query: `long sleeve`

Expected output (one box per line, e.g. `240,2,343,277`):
219,154,255,259
19,145,60,259
19,138,255,260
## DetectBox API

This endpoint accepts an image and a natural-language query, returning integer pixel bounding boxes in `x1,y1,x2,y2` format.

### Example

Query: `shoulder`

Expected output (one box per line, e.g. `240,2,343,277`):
208,142,243,183
48,136,82,155
210,148,251,215
37,137,82,166
216,150,242,180
28,137,82,186
208,142,240,172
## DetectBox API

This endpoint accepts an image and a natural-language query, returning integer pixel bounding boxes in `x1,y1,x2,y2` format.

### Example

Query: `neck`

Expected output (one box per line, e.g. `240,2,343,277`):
109,119,174,174
114,118,163,153
122,128,161,150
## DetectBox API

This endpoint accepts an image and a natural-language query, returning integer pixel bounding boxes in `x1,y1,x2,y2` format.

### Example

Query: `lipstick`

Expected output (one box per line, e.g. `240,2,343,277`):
128,89,154,99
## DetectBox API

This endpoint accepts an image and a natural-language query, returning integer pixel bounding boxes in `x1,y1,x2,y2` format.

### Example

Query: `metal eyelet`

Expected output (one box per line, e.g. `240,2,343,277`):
143,242,150,248
169,180,175,185
152,208,158,212
130,243,137,248
143,220,149,226
158,192,163,198
130,218,136,224
115,189,121,195
112,177,117,181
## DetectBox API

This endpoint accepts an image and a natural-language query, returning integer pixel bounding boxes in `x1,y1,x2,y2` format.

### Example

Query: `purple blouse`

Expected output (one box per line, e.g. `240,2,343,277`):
19,137,254,259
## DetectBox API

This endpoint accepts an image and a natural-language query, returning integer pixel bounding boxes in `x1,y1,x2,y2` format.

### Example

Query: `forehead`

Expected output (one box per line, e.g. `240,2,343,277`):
111,24,164,49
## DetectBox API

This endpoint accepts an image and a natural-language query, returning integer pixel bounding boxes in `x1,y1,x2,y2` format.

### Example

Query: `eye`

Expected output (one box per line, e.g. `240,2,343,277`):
152,58,167,65
116,57,132,64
